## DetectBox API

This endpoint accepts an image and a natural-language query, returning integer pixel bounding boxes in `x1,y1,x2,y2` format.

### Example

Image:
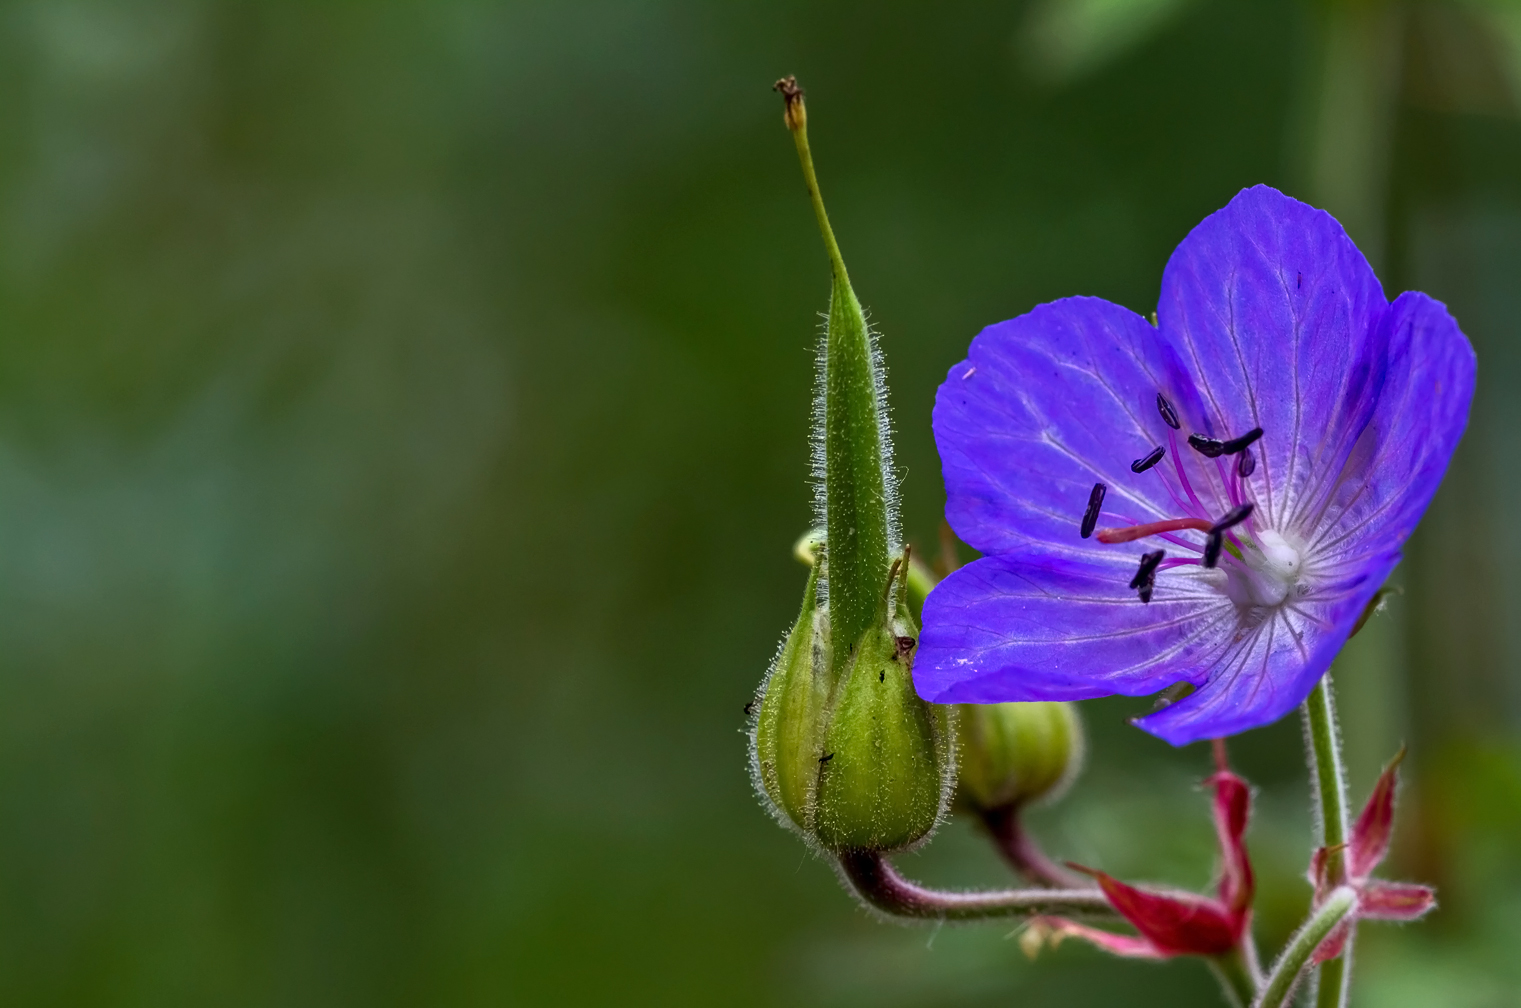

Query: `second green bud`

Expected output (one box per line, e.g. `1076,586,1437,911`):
955,701,1084,812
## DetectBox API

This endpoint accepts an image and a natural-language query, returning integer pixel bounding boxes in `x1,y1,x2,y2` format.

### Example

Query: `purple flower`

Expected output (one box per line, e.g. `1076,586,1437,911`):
915,186,1475,745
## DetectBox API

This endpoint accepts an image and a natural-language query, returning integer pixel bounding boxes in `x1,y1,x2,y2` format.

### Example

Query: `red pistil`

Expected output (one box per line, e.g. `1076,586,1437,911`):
1095,517,1214,544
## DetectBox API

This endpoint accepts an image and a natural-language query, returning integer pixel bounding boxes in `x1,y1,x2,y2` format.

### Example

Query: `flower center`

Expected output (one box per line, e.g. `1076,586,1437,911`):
1220,529,1302,609
1082,393,1299,607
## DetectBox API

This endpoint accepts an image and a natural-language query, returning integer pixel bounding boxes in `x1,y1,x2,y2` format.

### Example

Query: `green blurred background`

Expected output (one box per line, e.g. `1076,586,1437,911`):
0,0,1518,1004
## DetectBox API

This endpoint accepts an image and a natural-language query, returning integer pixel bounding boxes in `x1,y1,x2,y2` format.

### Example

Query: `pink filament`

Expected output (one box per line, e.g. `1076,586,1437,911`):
1095,517,1214,544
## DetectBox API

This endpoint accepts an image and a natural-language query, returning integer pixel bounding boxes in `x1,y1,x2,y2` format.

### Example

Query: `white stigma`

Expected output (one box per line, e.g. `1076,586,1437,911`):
1224,529,1302,609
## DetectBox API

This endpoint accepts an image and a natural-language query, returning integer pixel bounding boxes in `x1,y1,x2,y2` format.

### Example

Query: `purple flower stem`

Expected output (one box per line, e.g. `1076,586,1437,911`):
835,851,1114,921
979,805,1088,889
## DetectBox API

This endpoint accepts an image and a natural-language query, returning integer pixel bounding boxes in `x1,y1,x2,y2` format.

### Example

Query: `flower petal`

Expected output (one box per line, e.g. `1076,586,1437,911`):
1298,291,1476,570
1040,917,1169,959
1208,770,1254,916
1157,185,1389,536
1349,748,1405,880
1134,550,1400,745
1071,866,1242,957
914,548,1236,704
1359,882,1436,921
933,296,1197,558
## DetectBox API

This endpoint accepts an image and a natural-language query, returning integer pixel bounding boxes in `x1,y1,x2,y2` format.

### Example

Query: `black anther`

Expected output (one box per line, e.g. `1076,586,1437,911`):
1188,434,1227,458
1210,502,1255,534
1222,427,1264,454
1080,482,1106,539
1133,548,1165,604
1237,449,1256,478
1156,393,1181,430
1128,549,1166,590
1204,531,1224,568
1131,445,1166,473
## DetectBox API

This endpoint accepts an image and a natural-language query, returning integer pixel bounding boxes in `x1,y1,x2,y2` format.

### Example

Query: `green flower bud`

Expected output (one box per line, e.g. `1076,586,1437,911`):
751,82,952,856
812,559,955,853
752,561,829,834
955,701,1085,811
752,553,956,854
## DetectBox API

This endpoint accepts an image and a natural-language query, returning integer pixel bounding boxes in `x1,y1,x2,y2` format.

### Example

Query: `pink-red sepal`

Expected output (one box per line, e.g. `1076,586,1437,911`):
1313,918,1351,963
1208,770,1254,915
1349,747,1404,879
1308,747,1436,963
1360,882,1435,921
1312,883,1434,962
1037,916,1170,959
1068,865,1242,956
1053,762,1254,960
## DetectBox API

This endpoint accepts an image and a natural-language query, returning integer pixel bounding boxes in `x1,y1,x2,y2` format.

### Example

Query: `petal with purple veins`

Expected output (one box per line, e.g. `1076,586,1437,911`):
1158,185,1389,534
934,296,1200,557
1300,291,1476,568
915,548,1235,705
1135,550,1400,746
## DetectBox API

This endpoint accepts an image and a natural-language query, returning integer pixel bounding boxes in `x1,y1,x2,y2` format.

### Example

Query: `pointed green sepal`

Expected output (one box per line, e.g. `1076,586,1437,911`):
813,557,955,853
751,561,829,834
776,77,898,674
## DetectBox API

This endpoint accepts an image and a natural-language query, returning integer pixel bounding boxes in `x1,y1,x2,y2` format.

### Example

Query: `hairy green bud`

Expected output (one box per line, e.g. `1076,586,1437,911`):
751,82,948,856
812,559,955,853
752,552,955,853
956,701,1084,811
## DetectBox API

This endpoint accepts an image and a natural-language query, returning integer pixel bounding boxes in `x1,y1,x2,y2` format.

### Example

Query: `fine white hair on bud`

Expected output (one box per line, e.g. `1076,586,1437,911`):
808,308,903,614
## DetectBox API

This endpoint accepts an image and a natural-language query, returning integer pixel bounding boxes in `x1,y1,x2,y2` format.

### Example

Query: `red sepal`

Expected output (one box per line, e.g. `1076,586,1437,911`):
1208,770,1254,916
1349,747,1404,879
1360,882,1435,921
1313,919,1351,963
1069,865,1242,956
1038,917,1169,959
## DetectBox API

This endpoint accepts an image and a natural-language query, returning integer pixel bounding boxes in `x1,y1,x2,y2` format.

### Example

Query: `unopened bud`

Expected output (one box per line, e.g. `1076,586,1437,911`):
956,701,1084,811
813,558,956,853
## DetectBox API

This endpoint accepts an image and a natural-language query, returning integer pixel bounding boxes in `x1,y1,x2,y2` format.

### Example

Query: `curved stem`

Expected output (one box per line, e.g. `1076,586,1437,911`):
836,850,1114,921
1254,887,1356,1008
1303,675,1354,1007
980,805,1087,888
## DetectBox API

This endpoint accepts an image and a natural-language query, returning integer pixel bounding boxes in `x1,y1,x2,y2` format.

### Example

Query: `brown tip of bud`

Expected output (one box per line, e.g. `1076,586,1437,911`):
773,75,806,131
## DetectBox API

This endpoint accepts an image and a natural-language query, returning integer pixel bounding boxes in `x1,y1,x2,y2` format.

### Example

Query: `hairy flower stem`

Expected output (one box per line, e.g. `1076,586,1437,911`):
1316,955,1350,1008
980,805,1086,888
1303,675,1354,1007
1208,943,1262,1008
1254,887,1357,1008
836,851,1114,921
